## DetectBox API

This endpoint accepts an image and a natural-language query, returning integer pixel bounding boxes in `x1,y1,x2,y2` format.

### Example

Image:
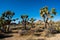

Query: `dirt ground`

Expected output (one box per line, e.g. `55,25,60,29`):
0,30,60,40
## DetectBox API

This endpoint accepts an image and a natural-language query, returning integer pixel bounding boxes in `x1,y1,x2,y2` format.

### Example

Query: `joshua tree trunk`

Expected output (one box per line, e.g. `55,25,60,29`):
45,17,49,29
23,19,26,30
44,17,50,36
31,21,33,28
2,24,6,32
6,25,10,32
25,19,26,29
44,17,46,29
31,23,33,28
8,25,10,32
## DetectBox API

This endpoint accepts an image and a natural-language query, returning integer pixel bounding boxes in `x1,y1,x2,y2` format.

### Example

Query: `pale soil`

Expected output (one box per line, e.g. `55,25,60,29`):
46,34,60,40
2,33,60,40
0,30,60,40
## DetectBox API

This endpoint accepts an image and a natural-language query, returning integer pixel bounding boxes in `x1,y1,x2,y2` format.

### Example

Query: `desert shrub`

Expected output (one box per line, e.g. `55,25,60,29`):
48,27,57,34
34,32,41,36
55,27,60,33
32,26,35,28
35,28,44,32
26,26,31,30
20,30,28,36
11,27,21,31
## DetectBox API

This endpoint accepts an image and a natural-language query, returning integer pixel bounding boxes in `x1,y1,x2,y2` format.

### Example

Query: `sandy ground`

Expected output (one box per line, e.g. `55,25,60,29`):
46,34,60,40
0,30,60,40
0,33,60,40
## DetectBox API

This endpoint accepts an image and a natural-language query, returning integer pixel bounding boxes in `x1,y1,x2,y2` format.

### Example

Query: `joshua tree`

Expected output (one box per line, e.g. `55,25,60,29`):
0,17,5,32
30,18,36,28
40,6,57,36
2,10,15,32
40,6,56,29
21,14,28,29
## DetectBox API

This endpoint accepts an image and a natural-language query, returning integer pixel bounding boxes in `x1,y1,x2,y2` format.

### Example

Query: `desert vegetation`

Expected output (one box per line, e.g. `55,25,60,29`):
0,6,60,40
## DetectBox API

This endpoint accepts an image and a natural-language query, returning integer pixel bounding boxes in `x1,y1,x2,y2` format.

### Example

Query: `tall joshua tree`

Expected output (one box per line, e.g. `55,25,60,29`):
2,10,15,32
21,14,28,29
40,6,56,29
30,18,36,28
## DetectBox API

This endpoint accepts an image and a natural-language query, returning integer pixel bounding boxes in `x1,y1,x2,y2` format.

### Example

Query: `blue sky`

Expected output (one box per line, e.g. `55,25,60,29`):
0,0,60,23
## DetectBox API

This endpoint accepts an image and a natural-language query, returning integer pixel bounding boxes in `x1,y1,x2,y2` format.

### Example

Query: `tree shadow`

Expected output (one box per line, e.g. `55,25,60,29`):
0,33,13,39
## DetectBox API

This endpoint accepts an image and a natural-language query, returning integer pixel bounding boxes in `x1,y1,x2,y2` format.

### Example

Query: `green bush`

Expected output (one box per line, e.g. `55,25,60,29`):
55,27,60,33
